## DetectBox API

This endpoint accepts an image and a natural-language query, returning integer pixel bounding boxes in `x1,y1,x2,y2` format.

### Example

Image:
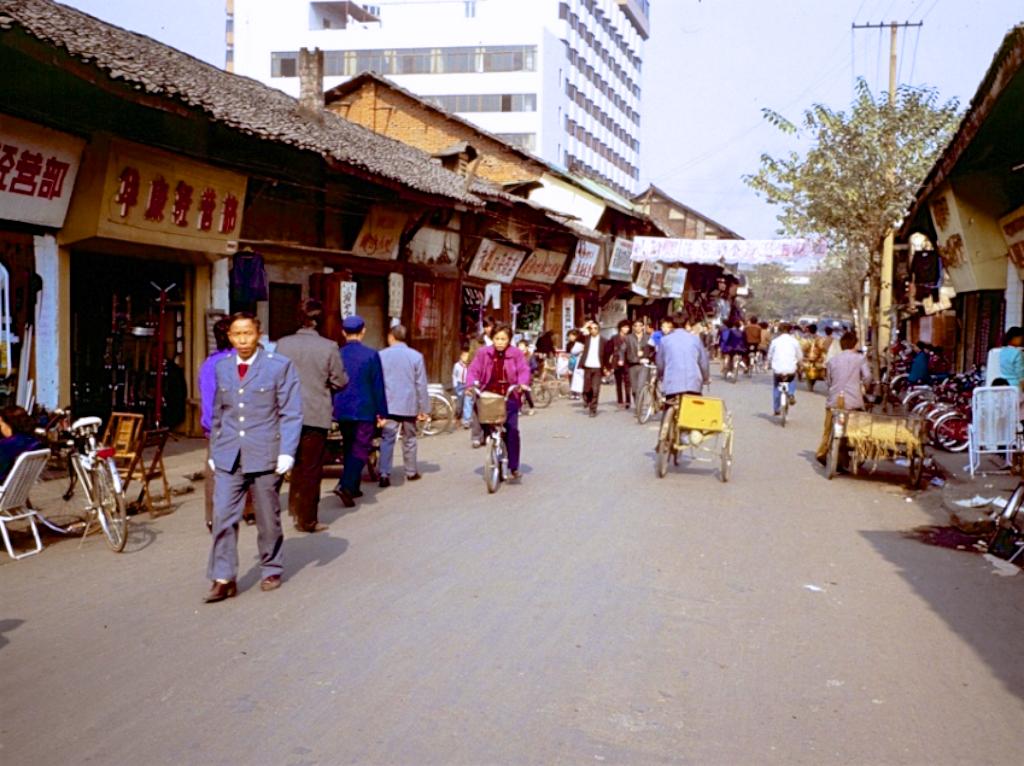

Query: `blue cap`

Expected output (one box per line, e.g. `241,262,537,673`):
342,315,365,333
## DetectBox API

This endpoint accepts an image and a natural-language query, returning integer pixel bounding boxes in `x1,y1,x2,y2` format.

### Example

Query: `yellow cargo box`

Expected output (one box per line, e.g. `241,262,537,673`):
677,395,725,432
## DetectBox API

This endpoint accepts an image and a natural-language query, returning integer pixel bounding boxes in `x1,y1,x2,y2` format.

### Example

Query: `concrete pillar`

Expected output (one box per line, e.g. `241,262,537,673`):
1004,259,1022,331
32,234,61,410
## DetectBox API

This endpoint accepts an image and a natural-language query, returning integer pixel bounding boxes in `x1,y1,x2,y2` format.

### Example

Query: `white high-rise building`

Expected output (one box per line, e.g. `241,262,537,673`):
228,0,649,196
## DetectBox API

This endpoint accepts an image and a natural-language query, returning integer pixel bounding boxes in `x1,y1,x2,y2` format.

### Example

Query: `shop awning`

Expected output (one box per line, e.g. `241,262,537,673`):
631,237,827,267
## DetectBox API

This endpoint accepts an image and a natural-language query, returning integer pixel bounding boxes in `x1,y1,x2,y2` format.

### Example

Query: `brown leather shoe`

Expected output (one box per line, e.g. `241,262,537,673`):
332,487,355,507
260,575,282,592
203,580,237,603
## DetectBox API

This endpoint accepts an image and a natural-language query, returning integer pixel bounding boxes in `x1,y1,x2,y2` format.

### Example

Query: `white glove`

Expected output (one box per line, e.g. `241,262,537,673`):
275,454,295,475
208,458,215,472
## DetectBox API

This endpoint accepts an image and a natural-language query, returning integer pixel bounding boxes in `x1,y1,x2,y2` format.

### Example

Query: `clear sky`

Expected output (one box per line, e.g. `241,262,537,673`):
61,0,1024,239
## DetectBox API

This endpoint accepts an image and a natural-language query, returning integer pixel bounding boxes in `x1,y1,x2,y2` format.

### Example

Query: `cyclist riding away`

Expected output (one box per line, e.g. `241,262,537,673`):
744,315,762,369
657,313,710,399
466,324,531,479
767,322,803,415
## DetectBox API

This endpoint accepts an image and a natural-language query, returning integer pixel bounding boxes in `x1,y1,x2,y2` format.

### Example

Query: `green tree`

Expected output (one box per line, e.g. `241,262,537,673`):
744,78,959,336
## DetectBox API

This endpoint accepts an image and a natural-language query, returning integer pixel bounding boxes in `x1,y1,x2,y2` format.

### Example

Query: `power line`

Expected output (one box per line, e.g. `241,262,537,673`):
907,23,922,85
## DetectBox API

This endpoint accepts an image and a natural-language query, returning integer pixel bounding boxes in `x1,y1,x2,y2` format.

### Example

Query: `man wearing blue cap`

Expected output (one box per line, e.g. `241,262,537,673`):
332,315,388,507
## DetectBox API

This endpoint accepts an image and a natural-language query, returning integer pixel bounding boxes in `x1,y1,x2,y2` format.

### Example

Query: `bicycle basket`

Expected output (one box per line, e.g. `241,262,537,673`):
477,392,507,425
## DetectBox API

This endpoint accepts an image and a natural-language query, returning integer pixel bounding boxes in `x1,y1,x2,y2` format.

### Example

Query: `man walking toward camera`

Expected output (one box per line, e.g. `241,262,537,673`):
377,324,429,487
205,312,303,603
275,299,348,533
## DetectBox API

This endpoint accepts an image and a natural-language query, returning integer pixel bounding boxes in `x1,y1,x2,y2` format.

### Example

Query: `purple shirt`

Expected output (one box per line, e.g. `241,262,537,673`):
198,349,233,435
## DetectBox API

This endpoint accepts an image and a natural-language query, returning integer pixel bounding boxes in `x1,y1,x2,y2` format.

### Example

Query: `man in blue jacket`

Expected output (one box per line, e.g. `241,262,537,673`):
205,313,303,603
332,315,388,507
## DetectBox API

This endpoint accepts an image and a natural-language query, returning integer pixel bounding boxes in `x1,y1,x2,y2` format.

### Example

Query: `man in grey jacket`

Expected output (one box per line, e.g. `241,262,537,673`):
275,299,348,533
205,313,303,603
377,324,429,487
656,315,710,398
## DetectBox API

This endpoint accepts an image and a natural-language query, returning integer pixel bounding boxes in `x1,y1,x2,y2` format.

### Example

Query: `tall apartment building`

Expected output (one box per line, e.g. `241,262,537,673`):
228,0,649,197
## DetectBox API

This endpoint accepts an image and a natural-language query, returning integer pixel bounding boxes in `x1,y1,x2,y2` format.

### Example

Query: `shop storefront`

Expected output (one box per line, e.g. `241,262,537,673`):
461,237,526,345
59,136,247,431
512,247,567,344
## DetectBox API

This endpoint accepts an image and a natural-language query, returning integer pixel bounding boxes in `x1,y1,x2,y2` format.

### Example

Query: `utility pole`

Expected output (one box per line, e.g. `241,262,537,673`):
852,19,922,366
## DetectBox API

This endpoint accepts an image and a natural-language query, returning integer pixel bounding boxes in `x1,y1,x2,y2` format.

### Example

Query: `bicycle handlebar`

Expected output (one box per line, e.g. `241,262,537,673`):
468,384,523,400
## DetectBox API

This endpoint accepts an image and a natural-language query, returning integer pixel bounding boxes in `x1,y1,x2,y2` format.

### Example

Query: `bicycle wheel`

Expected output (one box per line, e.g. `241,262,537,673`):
656,405,676,478
932,411,969,452
532,381,553,409
636,385,653,424
558,380,571,397
719,430,733,482
484,435,501,493
420,392,454,437
779,393,788,428
93,461,127,552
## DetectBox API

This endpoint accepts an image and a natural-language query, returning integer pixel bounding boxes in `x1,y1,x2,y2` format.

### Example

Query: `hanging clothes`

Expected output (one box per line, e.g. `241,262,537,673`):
230,250,269,305
910,249,941,301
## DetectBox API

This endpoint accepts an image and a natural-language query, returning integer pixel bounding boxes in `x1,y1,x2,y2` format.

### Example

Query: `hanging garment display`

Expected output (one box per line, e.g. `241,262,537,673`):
230,250,268,304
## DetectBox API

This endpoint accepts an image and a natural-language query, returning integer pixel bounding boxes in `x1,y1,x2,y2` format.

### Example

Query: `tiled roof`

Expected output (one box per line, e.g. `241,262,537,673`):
0,0,481,205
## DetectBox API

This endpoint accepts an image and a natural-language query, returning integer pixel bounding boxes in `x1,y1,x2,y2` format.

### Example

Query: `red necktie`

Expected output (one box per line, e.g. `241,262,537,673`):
238,363,249,379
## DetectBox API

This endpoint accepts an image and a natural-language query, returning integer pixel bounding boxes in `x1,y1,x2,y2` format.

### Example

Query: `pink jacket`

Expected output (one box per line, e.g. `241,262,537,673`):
467,345,531,393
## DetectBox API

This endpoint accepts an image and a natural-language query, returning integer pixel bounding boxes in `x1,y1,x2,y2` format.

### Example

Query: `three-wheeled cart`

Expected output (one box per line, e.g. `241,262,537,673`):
655,395,733,482
825,409,925,488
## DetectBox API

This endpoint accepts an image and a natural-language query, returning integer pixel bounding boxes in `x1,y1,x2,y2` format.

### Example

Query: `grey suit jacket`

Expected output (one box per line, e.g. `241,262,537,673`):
379,342,429,418
275,327,348,429
210,349,303,473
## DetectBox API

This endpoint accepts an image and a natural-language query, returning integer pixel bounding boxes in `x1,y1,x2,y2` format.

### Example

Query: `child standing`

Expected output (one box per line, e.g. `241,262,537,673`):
452,347,472,428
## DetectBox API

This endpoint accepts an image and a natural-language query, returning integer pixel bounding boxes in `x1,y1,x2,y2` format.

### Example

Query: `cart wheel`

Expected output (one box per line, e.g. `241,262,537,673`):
826,433,840,480
719,430,733,482
907,452,924,489
656,406,676,478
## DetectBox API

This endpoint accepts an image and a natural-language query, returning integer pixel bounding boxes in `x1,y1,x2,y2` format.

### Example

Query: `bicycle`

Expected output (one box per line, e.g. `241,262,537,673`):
530,361,570,409
43,412,129,552
774,373,795,427
417,384,456,437
471,385,521,494
634,361,662,424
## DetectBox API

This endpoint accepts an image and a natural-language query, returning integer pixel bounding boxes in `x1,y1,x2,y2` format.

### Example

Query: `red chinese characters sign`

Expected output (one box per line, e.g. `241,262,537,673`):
468,239,528,284
0,114,84,228
94,139,247,253
413,282,440,340
353,206,408,260
515,248,567,284
563,239,601,285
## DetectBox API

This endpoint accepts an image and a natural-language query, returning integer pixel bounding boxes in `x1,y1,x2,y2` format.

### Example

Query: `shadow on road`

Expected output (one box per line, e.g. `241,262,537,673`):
861,529,1024,704
238,534,349,593
0,618,25,650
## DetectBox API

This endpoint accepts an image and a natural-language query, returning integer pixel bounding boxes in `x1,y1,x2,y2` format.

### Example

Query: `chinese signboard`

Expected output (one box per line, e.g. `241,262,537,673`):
0,114,84,228
468,238,527,283
388,272,404,318
413,282,440,340
663,266,687,298
340,281,357,319
632,259,656,297
631,237,827,268
407,226,460,274
598,299,628,328
607,237,634,282
563,239,601,285
561,296,575,348
515,248,567,284
1000,204,1024,270
353,206,408,260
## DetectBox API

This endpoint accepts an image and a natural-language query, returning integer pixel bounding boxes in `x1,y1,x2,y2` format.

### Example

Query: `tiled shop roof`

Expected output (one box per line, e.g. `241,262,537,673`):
0,0,481,205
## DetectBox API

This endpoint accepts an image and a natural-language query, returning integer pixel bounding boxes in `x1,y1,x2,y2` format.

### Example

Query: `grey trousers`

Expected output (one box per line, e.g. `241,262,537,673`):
628,364,648,404
379,418,418,477
207,466,284,582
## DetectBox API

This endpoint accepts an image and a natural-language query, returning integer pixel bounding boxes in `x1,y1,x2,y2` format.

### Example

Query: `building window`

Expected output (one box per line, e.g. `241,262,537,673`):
271,51,298,78
464,0,476,17
425,93,536,113
396,48,433,74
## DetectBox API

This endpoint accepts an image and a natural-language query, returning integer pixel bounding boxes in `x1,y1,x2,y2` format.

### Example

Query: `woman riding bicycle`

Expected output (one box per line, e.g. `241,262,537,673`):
467,324,531,479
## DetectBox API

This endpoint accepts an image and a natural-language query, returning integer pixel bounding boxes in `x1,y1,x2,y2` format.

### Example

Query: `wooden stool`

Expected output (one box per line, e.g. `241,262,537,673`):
122,428,172,517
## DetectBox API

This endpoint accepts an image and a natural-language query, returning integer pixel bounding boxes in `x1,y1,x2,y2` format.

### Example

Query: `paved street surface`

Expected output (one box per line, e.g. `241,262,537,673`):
3,373,1024,765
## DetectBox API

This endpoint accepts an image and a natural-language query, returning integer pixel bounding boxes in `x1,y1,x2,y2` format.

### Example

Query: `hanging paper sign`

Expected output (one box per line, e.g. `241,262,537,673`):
388,272,404,317
599,299,628,328
516,248,567,284
631,237,826,269
632,259,655,297
663,266,688,298
353,206,408,260
468,238,527,283
408,227,460,274
607,238,634,282
412,282,439,340
647,261,667,298
340,281,357,319
561,296,575,348
563,239,601,285
462,286,484,306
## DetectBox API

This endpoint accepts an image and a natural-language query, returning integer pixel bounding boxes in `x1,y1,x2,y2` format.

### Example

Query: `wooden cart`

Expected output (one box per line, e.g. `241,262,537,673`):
825,409,926,488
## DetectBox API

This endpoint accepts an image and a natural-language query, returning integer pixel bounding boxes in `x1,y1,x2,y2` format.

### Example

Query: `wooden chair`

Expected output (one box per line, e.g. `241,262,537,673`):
0,449,53,559
122,428,172,517
102,412,144,479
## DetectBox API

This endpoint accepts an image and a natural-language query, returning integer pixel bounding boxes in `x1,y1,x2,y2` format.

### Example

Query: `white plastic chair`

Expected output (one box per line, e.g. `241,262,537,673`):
0,449,52,560
968,386,1022,477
